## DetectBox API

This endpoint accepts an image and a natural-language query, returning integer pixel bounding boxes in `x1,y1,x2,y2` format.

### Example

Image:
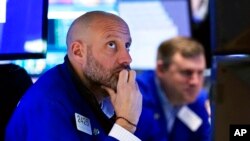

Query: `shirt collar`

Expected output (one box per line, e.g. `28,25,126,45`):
100,97,115,118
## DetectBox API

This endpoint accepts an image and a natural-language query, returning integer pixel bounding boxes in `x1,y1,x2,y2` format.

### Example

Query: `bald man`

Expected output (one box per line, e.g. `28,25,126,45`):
5,11,166,141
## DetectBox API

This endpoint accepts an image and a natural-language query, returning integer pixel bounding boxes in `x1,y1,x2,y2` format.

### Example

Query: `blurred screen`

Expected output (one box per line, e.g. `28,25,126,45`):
0,0,48,60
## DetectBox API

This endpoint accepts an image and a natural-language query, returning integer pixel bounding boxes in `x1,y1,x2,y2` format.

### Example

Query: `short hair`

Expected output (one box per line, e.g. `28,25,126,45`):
157,36,205,69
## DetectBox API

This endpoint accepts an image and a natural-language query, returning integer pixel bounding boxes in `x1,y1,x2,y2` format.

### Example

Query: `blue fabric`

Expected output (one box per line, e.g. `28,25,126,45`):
137,70,211,141
5,59,166,141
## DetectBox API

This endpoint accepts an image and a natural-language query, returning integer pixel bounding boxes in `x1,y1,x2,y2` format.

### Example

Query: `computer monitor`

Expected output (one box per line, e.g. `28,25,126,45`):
0,0,48,60
212,56,250,141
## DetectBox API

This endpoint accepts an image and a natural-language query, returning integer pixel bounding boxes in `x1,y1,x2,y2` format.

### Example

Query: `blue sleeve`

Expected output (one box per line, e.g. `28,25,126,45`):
5,97,119,141
6,98,79,141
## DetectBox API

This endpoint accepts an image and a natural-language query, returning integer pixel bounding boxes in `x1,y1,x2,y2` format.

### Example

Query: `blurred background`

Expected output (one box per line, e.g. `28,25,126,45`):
1,0,250,140
0,0,211,76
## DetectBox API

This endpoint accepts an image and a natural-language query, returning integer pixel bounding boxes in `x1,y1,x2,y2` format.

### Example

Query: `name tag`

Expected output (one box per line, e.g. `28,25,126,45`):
75,113,92,135
177,106,202,132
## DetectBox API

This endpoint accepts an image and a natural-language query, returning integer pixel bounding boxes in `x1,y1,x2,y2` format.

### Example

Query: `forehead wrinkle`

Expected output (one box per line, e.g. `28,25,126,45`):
104,33,132,43
102,23,131,39
100,24,130,34
94,17,130,32
89,15,132,44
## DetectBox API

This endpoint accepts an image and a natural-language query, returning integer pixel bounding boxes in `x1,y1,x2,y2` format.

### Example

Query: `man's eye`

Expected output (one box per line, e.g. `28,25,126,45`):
180,70,192,76
107,42,116,49
125,43,131,51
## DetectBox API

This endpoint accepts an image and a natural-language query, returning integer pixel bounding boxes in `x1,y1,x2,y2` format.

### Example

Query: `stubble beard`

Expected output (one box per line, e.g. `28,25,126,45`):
84,48,119,91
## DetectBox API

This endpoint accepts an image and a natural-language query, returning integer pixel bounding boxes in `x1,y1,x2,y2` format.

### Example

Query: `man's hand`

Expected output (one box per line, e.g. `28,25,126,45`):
102,70,142,133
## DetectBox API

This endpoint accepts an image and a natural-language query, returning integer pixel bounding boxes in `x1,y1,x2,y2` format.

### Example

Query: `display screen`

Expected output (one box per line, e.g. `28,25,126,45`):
0,0,48,60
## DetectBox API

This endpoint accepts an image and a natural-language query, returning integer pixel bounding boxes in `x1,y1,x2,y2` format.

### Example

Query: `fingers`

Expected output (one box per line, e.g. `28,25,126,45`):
103,69,138,100
128,70,136,83
118,70,129,85
106,68,142,130
118,69,136,84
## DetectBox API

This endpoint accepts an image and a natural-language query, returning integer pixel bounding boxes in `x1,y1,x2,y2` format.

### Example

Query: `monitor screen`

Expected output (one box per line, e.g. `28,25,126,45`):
0,0,48,60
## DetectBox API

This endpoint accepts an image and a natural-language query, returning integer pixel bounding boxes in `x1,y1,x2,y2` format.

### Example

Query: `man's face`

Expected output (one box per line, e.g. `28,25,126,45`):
160,53,206,105
83,18,132,90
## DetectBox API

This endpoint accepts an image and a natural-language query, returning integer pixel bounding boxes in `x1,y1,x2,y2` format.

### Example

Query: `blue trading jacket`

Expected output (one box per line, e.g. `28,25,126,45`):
5,57,166,141
136,70,211,141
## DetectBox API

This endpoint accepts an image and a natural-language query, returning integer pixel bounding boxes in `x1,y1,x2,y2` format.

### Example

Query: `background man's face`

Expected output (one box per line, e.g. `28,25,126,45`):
161,52,206,105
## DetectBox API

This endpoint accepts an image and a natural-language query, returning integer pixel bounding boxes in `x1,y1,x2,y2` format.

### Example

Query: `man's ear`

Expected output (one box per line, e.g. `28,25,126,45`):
70,41,86,64
72,41,83,57
156,60,165,77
